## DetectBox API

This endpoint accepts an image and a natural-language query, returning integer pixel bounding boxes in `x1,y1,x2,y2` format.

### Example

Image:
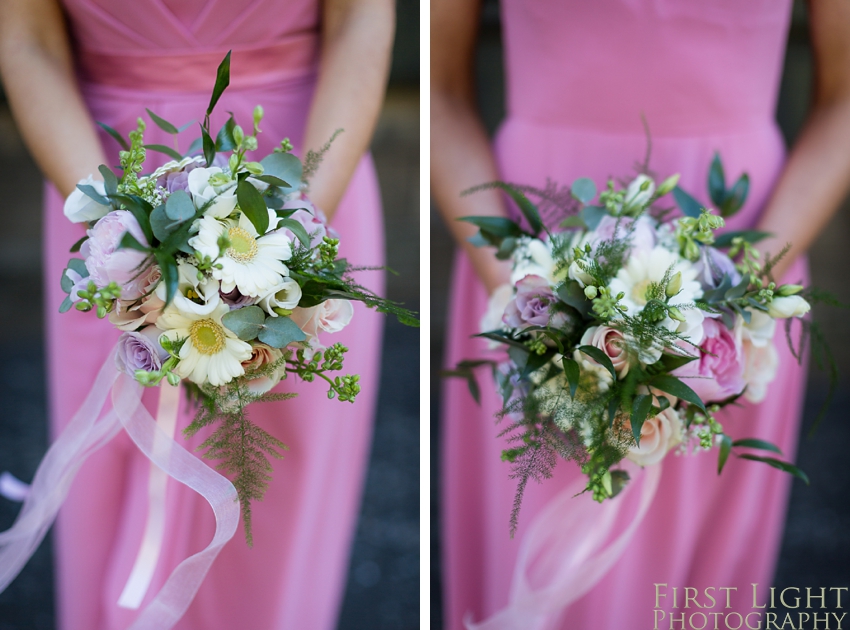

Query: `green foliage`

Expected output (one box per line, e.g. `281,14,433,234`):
302,129,341,184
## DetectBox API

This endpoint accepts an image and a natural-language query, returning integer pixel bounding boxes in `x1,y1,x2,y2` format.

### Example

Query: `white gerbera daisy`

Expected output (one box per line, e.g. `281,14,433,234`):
189,212,292,298
157,303,252,387
608,245,705,344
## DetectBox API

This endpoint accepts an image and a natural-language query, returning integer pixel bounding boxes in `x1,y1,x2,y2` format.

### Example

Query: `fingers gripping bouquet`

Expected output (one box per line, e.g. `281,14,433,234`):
454,155,818,533
57,53,416,541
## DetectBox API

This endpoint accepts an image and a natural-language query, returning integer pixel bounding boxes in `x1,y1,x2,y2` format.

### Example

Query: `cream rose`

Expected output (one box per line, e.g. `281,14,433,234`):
741,339,779,403
767,295,810,319
625,407,683,467
241,342,285,395
580,325,632,378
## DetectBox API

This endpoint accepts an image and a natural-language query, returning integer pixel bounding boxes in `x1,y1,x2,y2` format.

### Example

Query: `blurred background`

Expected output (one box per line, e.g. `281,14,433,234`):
430,1,850,627
0,1,419,629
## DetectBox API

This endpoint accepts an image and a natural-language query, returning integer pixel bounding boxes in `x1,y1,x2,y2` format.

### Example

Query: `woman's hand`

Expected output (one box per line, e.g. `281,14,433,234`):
431,0,512,295
755,0,850,281
0,0,107,197
302,0,395,221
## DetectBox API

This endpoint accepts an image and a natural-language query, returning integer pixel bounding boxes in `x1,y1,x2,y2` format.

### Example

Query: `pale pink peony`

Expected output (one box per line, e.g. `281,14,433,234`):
625,408,683,467
82,211,150,299
580,325,632,378
280,196,338,247
590,215,656,255
672,318,745,403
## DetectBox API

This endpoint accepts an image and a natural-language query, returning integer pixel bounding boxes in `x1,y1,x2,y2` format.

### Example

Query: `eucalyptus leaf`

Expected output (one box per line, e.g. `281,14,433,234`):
724,275,750,301
97,121,129,151
650,375,706,412
185,136,204,157
672,186,704,219
67,258,88,277
571,177,597,204
146,108,179,135
59,295,74,314
165,189,195,222
60,269,75,293
258,315,307,348
580,205,608,230
236,180,269,235
144,144,184,161
557,282,592,319
206,51,231,118
276,218,311,247
260,152,302,193
150,204,182,242
222,306,265,341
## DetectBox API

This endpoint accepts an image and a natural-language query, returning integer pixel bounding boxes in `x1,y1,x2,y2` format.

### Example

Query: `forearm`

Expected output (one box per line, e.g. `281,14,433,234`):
302,0,394,220
756,100,850,282
431,90,511,294
0,2,105,197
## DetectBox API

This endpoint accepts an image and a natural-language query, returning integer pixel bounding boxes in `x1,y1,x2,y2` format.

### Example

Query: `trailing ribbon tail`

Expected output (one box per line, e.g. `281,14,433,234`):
466,462,662,630
0,473,31,502
0,346,241,630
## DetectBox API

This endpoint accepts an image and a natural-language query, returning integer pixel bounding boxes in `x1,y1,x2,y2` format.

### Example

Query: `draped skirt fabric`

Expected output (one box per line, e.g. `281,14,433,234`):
44,74,385,630
442,117,809,629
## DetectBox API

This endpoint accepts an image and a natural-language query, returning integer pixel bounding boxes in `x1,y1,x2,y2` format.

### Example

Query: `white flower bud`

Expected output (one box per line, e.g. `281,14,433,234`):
584,285,598,300
623,174,656,211
568,260,594,287
666,272,683,298
656,174,680,197
767,295,810,319
63,175,110,223
776,284,803,297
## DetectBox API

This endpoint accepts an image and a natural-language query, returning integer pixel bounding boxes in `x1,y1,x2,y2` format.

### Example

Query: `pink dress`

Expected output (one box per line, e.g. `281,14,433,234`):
443,1,809,627
45,1,384,628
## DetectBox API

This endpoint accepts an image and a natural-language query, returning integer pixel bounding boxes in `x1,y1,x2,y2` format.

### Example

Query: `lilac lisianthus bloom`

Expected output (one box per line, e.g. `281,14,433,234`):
82,210,150,299
280,196,338,247
503,275,562,329
152,157,205,195
220,287,256,310
590,215,656,255
694,245,741,290
115,327,169,376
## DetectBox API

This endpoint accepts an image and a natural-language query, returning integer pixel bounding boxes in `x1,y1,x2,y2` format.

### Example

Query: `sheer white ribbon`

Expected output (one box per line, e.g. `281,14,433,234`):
0,346,240,629
466,462,661,630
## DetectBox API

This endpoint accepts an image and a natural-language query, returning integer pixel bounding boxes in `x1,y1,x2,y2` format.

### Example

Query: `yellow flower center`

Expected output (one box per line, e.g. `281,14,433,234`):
226,227,258,263
631,279,652,306
189,319,226,355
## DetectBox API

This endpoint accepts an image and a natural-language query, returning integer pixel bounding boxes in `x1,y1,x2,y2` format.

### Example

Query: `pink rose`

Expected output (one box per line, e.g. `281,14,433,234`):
241,342,285,395
580,325,632,378
741,339,779,403
290,299,354,355
108,266,165,330
82,210,150,299
672,318,745,403
625,408,683,467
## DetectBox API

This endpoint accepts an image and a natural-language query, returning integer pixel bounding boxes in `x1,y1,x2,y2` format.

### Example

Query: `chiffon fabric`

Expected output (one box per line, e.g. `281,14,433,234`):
45,1,384,628
442,1,810,628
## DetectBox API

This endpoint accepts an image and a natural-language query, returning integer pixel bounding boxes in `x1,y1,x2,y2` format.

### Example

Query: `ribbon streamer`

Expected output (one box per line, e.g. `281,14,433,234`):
466,462,662,630
0,472,30,502
0,347,240,630
118,382,181,609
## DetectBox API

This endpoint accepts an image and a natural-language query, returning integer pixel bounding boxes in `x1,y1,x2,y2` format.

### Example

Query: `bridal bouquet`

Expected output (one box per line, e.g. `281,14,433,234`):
56,52,415,540
453,156,815,532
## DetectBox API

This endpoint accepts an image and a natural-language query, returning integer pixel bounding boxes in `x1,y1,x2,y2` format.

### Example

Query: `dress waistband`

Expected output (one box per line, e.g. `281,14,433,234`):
76,35,319,92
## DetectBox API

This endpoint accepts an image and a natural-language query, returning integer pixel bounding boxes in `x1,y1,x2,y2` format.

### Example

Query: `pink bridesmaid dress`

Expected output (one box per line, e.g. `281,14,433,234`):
45,1,384,628
443,1,809,628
